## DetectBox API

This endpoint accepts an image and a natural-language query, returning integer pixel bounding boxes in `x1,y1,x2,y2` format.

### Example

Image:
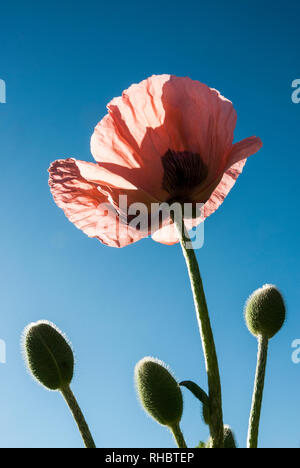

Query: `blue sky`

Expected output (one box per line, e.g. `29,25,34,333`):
0,0,299,448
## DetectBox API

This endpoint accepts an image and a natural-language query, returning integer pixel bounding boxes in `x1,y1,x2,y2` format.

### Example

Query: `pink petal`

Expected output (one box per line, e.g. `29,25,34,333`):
151,212,204,246
91,75,171,199
159,78,237,174
48,158,146,247
151,220,179,245
203,159,247,218
91,75,170,166
91,75,238,199
225,136,263,171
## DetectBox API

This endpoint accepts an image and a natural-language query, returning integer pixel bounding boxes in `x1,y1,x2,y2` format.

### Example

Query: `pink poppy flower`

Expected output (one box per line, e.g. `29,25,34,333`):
49,74,262,247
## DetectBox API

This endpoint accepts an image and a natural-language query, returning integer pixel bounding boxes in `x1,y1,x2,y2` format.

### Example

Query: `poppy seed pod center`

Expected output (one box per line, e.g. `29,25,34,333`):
161,150,208,204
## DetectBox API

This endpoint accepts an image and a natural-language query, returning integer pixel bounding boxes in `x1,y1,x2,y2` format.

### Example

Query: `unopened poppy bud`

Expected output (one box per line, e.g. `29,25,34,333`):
135,357,183,427
223,425,237,448
206,425,236,448
22,320,74,390
245,284,286,339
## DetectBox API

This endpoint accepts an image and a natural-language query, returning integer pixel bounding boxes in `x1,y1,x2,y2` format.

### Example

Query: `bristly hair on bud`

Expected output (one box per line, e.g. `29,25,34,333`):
22,320,74,391
134,357,183,428
245,284,286,339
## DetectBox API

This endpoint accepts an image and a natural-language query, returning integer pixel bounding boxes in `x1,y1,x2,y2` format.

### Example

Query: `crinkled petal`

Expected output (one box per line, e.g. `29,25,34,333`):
159,78,237,174
91,75,238,199
91,75,170,167
48,158,146,247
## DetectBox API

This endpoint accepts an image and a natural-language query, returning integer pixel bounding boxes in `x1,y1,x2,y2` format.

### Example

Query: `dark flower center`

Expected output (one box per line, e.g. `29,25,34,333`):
161,149,208,203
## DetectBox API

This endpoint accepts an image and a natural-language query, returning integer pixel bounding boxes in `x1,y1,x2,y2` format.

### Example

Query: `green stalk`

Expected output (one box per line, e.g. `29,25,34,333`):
61,385,96,448
174,217,223,448
170,423,188,448
247,335,269,448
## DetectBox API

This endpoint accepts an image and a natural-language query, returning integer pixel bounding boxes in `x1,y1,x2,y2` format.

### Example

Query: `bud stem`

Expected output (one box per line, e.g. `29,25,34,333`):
61,385,96,448
247,335,269,448
170,423,187,448
174,218,223,448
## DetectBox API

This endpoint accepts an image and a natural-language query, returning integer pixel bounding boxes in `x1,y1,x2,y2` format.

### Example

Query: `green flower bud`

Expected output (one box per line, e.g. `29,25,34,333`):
245,284,286,339
206,425,236,448
223,425,237,448
22,320,74,390
135,357,183,427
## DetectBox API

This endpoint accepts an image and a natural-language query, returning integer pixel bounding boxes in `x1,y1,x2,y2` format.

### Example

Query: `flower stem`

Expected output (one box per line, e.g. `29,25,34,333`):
170,423,187,448
247,335,269,448
61,385,96,448
174,218,223,448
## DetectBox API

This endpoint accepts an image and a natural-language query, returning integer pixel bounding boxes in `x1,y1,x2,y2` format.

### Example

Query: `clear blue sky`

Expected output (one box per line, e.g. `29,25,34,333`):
0,0,299,448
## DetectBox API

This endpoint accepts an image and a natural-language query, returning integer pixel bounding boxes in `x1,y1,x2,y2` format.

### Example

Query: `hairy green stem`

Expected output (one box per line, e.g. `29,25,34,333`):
247,335,269,448
170,423,187,448
61,385,96,448
174,218,223,448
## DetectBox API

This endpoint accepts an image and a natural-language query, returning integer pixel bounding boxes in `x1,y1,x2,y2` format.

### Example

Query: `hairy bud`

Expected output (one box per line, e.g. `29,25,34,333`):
245,284,286,339
223,425,237,448
135,357,183,427
22,320,74,390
